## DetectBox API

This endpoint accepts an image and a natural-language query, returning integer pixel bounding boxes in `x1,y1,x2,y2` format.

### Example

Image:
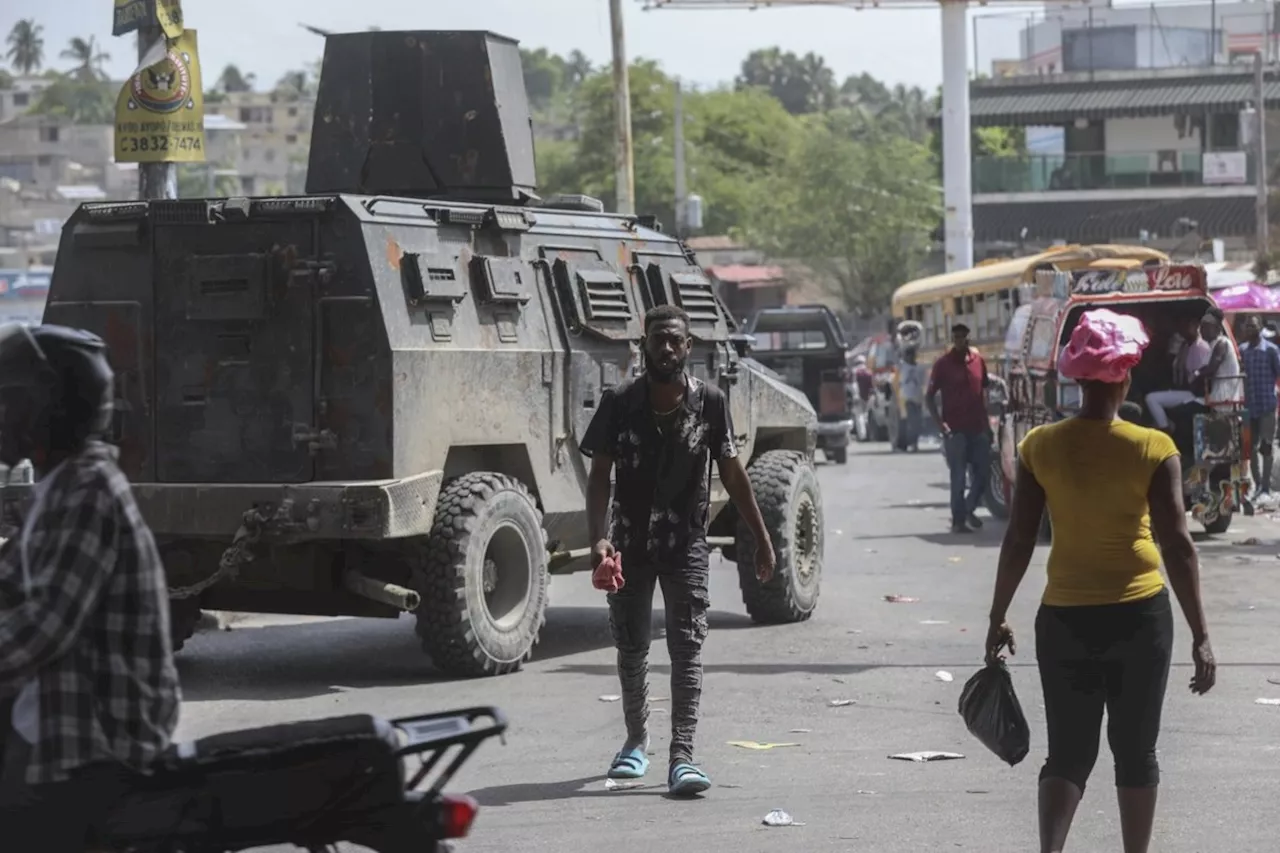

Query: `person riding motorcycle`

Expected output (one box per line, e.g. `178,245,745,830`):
0,324,179,852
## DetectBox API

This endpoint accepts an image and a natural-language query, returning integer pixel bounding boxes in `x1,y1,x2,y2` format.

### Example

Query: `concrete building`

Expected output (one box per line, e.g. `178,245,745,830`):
0,76,54,125
0,116,114,192
966,1,1280,257
204,90,312,195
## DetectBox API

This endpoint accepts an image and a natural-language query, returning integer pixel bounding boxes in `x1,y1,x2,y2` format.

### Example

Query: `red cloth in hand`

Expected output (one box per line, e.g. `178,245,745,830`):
592,554,625,593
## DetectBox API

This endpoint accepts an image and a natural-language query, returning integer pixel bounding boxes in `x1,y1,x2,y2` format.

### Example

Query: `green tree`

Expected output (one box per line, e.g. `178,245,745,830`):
274,68,313,100
742,114,941,313
736,48,836,115
60,36,110,82
29,74,114,123
537,60,798,235
6,19,44,75
520,47,565,110
216,64,254,93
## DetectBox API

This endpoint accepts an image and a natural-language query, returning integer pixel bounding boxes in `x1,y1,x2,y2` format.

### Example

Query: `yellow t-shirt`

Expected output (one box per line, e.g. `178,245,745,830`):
1018,418,1178,607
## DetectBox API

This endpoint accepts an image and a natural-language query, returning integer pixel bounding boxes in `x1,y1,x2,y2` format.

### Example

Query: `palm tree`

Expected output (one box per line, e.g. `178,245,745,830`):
61,36,110,83
275,69,311,100
6,19,44,75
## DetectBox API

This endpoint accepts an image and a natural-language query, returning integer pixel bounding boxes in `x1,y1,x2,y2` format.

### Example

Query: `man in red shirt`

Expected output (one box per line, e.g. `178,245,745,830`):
926,322,993,534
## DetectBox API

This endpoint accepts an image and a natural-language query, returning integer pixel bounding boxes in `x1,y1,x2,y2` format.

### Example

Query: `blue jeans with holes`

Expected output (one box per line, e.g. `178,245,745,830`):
945,430,990,526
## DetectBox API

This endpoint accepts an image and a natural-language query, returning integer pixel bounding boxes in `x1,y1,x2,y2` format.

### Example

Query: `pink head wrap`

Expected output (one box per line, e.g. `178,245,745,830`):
1058,308,1150,384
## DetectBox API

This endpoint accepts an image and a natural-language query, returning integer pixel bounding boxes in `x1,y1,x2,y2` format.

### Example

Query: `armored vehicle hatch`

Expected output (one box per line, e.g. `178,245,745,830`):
307,30,537,203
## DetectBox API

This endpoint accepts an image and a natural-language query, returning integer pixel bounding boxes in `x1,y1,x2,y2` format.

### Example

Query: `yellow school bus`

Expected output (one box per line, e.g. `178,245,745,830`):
876,244,1169,447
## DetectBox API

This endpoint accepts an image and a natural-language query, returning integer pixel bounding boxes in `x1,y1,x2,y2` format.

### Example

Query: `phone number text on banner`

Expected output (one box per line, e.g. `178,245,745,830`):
114,28,206,164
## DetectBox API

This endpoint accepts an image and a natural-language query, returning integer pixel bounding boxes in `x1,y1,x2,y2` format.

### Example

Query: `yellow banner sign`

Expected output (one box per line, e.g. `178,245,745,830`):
113,0,150,35
114,29,206,163
156,0,184,40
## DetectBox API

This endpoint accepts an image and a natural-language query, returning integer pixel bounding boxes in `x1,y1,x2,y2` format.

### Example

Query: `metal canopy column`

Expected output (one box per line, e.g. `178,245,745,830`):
940,0,973,272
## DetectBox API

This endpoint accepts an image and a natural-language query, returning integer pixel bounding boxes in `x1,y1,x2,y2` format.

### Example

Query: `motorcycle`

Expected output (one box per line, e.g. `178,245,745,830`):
96,705,507,853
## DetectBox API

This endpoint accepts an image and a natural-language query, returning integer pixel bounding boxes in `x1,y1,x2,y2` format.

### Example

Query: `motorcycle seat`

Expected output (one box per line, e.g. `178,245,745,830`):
163,713,399,769
102,714,407,847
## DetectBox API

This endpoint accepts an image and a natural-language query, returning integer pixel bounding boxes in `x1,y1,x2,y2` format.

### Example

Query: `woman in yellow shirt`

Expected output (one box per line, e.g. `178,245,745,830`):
985,308,1216,853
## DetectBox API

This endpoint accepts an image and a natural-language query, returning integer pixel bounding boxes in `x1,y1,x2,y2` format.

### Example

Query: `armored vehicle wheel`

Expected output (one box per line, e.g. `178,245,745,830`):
735,450,823,624
829,445,848,465
169,598,202,653
411,472,549,678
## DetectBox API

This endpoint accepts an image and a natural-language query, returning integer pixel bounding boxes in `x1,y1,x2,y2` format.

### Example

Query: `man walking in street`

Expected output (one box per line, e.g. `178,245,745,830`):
581,304,776,797
927,322,993,534
898,341,927,452
1239,314,1280,498
0,325,180,851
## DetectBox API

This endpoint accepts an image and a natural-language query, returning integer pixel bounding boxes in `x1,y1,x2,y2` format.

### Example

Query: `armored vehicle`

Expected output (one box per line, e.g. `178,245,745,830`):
38,30,824,677
742,305,853,464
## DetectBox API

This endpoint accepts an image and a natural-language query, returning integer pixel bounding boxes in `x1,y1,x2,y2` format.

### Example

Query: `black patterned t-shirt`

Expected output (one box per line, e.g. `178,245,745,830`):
580,374,737,569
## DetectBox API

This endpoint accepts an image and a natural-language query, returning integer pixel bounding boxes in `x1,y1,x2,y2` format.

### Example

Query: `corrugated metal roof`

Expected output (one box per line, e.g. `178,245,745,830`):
971,197,1255,244
970,74,1280,126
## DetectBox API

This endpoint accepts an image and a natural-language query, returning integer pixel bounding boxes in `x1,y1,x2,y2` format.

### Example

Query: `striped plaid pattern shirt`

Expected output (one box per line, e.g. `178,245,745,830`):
0,441,180,785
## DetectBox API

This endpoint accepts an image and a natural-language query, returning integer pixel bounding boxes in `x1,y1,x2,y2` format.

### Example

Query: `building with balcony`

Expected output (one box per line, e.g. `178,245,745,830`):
961,1,1280,257
968,63,1278,256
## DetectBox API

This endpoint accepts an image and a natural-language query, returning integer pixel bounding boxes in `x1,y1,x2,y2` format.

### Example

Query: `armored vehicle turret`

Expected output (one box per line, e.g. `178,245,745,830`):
39,30,824,677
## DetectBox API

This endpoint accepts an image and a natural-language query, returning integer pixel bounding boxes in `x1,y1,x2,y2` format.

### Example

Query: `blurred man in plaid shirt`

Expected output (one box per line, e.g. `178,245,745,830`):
1239,315,1280,499
0,325,179,851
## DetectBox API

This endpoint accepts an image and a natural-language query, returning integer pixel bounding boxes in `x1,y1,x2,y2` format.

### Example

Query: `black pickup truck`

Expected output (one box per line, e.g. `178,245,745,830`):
743,305,854,464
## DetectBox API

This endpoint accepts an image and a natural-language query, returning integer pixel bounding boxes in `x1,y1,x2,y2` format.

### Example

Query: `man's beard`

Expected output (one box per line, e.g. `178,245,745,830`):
646,357,687,384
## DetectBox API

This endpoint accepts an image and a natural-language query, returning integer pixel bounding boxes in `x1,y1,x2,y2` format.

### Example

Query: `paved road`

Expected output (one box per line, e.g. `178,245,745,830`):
174,443,1280,852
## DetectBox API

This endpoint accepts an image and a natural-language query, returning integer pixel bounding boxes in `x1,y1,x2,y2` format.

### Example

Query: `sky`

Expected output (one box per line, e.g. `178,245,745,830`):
0,0,1040,93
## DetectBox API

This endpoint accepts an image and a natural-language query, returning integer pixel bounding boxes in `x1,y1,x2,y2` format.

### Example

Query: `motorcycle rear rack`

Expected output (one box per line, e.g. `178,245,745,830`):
389,705,508,796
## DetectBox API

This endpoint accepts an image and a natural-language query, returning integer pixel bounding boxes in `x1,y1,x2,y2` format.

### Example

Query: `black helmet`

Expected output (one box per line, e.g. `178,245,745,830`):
0,324,114,450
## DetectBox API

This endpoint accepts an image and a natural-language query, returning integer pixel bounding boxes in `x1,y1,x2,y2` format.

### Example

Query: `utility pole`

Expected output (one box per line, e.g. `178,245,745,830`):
673,79,687,237
137,23,177,200
1256,51,1269,258
609,0,635,215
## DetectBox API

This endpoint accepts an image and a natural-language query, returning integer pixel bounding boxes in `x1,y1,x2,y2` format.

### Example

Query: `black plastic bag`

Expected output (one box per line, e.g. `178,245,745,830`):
957,661,1030,766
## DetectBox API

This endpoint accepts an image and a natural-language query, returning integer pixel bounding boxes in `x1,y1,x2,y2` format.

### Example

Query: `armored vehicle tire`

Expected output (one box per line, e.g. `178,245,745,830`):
411,472,549,678
735,450,823,624
169,598,202,653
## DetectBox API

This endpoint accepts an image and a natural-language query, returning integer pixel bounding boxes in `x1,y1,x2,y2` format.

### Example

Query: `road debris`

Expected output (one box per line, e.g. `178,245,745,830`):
920,619,949,625
889,749,965,762
935,670,954,683
604,778,646,791
598,694,621,702
1235,537,1262,546
790,728,813,733
947,556,962,563
1256,698,1280,706
763,809,805,827
829,699,856,707
727,740,801,750
884,595,919,603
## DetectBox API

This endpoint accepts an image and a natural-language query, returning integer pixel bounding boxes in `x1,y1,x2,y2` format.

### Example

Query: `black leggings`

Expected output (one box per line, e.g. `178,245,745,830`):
1035,588,1173,792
